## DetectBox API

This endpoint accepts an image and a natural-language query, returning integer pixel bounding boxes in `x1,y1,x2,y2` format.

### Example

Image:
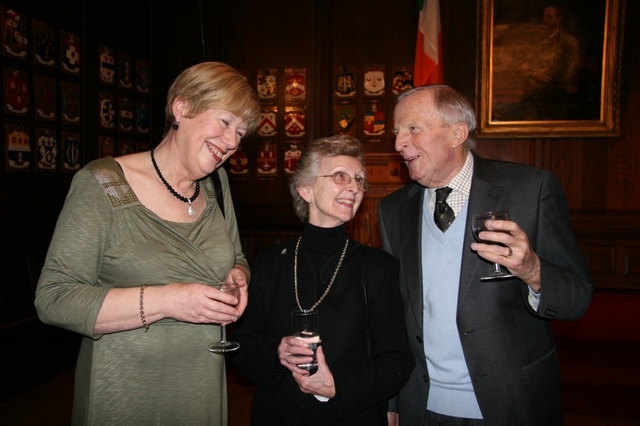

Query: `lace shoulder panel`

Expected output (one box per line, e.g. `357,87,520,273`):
85,157,139,208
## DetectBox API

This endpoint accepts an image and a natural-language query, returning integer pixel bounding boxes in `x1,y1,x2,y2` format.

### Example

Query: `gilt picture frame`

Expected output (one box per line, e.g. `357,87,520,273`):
476,0,625,138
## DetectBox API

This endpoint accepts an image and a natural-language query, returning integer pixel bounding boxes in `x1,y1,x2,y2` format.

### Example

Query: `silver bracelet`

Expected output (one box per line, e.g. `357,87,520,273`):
139,285,149,332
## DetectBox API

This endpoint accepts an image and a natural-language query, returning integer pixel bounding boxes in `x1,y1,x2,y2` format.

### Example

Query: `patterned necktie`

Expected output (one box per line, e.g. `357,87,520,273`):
434,187,455,232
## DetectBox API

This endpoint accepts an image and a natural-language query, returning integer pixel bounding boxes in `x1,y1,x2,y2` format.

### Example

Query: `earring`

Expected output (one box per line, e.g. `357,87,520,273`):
173,121,179,130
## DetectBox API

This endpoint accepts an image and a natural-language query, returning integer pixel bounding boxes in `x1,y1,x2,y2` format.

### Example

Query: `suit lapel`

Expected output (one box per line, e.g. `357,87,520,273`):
400,184,426,334
458,155,506,310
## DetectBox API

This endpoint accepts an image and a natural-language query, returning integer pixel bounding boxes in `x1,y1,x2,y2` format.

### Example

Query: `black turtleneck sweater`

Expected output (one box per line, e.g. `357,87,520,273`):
299,221,349,277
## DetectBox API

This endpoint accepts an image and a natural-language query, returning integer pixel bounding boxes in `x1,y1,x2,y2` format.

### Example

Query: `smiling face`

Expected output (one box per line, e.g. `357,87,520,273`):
175,100,248,178
393,90,468,188
298,155,365,228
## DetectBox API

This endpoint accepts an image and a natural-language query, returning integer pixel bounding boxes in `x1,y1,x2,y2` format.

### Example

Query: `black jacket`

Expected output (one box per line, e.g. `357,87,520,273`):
232,237,414,426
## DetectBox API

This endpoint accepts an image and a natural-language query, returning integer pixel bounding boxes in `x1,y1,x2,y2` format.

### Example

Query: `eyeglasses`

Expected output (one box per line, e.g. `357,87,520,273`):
317,171,371,192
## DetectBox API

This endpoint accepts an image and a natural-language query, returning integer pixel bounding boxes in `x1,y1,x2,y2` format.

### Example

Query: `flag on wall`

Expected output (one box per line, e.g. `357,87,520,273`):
413,0,443,86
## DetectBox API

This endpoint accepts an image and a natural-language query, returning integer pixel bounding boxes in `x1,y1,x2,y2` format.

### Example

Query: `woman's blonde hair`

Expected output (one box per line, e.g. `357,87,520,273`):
164,62,261,136
289,135,366,221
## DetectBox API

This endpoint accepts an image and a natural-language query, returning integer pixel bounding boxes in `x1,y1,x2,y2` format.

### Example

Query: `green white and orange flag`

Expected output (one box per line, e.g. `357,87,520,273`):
413,0,443,86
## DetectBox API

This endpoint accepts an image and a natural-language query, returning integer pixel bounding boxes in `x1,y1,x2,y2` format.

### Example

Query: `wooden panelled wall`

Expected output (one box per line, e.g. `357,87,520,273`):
0,0,162,400
191,0,640,292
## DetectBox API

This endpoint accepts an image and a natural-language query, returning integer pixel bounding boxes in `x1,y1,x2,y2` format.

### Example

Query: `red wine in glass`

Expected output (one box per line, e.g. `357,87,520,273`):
472,211,515,281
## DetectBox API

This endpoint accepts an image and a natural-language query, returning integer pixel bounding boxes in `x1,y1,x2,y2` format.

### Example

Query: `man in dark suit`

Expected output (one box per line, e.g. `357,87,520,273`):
378,85,592,426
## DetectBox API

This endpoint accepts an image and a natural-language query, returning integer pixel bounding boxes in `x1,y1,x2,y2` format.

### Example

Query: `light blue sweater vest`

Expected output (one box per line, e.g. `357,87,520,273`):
421,197,483,419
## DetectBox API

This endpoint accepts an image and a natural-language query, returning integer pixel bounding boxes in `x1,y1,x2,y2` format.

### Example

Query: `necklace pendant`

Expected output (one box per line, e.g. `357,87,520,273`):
151,151,201,215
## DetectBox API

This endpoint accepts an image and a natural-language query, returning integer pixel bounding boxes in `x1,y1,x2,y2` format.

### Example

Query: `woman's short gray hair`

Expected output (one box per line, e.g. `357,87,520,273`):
289,135,365,221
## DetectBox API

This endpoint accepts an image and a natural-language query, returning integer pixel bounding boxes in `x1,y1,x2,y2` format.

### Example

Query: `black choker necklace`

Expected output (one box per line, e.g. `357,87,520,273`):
150,149,200,216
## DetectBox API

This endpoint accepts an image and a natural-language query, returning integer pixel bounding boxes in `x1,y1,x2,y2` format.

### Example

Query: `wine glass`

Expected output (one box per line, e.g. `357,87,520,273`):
291,310,320,375
207,282,241,353
472,211,515,281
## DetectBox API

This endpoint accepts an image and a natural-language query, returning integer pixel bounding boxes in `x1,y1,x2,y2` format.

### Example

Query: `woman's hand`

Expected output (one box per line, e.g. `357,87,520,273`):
293,346,336,399
94,281,241,334
278,335,316,374
162,282,242,326
387,411,399,426
95,265,249,334
223,266,249,317
277,335,336,398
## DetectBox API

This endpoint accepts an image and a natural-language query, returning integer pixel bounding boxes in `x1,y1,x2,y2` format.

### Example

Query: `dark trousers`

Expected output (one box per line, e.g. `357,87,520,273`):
424,410,486,426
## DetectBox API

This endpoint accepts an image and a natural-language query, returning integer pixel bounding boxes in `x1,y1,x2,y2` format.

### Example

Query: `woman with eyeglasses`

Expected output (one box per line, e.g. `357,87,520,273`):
231,135,414,425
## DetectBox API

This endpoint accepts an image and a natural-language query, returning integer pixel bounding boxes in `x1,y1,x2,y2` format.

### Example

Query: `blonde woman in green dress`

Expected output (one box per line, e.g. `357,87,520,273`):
35,62,260,425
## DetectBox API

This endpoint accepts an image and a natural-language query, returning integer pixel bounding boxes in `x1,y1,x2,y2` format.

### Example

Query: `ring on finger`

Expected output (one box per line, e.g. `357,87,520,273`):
506,247,513,258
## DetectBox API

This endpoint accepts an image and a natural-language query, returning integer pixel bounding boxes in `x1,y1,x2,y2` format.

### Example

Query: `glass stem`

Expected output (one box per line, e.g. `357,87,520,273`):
220,325,227,343
493,263,502,274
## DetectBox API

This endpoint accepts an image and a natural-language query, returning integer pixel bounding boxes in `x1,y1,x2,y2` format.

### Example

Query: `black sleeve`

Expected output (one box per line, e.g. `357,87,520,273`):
230,248,291,393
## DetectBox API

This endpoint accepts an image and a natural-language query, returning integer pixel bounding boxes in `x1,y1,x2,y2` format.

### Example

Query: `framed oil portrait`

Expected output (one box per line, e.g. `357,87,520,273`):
476,0,625,138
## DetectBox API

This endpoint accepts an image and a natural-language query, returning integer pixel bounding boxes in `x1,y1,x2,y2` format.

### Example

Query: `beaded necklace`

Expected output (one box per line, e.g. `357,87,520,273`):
150,149,200,216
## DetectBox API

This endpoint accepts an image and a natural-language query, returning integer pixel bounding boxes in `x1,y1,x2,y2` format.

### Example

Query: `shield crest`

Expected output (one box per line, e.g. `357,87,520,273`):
100,97,115,129
257,69,276,99
99,136,115,158
363,102,385,136
364,69,385,96
137,101,149,134
392,69,413,95
334,104,356,136
37,129,57,171
284,143,302,174
5,69,28,114
257,142,277,176
136,59,150,93
62,82,80,123
258,110,277,137
285,73,306,99
119,96,133,132
229,146,249,175
335,66,356,98
63,133,82,171
119,139,134,156
100,48,115,83
118,52,133,89
284,108,306,137
2,9,28,58
35,74,56,120
34,20,55,66
7,126,30,169
62,31,81,74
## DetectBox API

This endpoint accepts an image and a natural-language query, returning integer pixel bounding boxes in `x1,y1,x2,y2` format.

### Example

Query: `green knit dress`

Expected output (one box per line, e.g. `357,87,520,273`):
35,157,247,425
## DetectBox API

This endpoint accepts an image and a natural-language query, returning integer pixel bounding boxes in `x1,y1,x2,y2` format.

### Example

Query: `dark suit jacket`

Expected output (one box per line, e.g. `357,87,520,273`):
377,153,592,426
